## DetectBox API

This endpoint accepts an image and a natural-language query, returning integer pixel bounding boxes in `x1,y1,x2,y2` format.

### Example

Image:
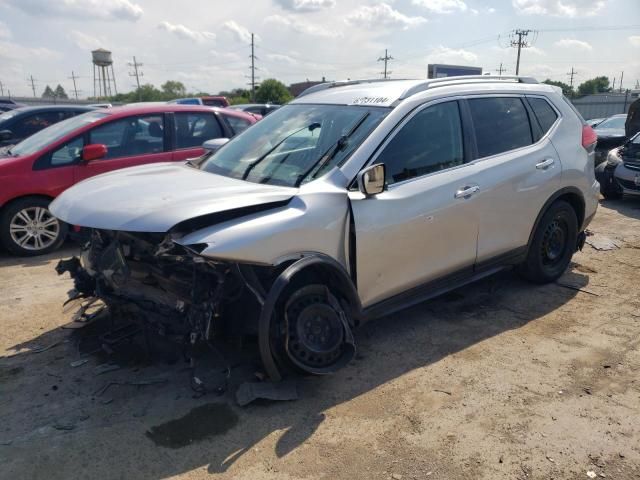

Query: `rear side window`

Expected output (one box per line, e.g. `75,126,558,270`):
174,112,223,148
14,111,63,137
468,97,533,158
90,114,165,159
528,97,558,134
224,115,252,134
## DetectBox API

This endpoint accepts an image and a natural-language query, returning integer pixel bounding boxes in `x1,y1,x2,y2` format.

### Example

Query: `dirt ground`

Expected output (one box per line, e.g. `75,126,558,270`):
1,197,639,480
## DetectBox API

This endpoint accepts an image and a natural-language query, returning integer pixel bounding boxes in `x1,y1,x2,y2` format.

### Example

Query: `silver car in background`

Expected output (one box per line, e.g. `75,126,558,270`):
51,76,599,380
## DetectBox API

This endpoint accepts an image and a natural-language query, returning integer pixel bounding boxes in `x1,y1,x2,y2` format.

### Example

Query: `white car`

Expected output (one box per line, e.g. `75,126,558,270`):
52,76,599,379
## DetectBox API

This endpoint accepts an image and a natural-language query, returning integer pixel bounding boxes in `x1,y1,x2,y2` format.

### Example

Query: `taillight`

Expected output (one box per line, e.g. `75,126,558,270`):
582,124,597,152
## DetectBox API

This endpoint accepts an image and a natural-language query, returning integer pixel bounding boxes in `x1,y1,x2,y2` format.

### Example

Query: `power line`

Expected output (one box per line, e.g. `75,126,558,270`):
68,71,80,100
377,49,393,79
128,56,144,100
510,29,535,75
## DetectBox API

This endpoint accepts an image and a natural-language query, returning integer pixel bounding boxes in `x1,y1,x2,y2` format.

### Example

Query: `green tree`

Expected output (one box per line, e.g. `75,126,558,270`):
577,76,611,96
255,79,292,104
54,84,68,99
42,85,54,98
542,79,573,97
161,80,187,99
229,96,251,105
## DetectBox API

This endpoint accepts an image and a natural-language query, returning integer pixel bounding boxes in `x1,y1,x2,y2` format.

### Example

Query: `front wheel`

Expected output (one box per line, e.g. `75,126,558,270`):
518,200,578,284
0,197,67,256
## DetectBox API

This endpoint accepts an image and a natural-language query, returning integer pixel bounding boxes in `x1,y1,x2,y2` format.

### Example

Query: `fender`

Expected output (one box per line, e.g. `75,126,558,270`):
526,186,585,251
257,253,361,381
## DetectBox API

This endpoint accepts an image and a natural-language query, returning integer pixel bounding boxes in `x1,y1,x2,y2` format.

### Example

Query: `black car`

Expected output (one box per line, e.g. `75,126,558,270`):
229,103,280,117
0,98,25,112
0,105,95,147
593,114,627,165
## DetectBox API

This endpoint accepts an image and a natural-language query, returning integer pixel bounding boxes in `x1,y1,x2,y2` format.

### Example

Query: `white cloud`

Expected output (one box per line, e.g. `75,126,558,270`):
0,21,11,40
488,7,497,13
273,0,335,11
264,14,335,37
68,30,105,50
158,21,216,43
428,45,478,64
512,0,606,17
223,20,253,43
6,0,143,21
266,53,297,64
629,36,640,47
554,38,593,51
527,46,546,56
345,3,427,30
412,0,467,14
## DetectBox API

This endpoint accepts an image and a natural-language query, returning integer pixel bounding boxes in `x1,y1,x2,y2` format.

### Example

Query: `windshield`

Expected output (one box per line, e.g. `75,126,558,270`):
596,116,626,130
10,111,109,156
200,104,389,187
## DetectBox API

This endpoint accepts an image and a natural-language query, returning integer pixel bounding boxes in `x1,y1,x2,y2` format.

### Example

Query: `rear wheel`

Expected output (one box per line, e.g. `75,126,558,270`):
0,197,67,256
519,200,578,284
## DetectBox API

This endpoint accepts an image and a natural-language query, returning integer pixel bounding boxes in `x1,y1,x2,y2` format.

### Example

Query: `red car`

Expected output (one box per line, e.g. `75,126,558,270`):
0,104,257,256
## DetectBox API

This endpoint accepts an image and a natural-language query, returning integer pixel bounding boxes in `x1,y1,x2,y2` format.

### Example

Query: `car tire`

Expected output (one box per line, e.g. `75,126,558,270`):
518,200,578,284
0,197,67,256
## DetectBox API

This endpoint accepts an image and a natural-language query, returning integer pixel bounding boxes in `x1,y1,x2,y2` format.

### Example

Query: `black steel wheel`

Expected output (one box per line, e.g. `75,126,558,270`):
519,200,578,284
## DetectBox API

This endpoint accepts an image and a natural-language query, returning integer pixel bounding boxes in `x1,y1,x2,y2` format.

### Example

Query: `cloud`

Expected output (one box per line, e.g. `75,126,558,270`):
428,45,478,64
266,53,297,64
273,0,335,11
223,20,253,43
345,3,427,30
158,21,216,43
554,38,593,51
0,21,11,40
412,0,467,14
527,46,546,56
264,14,335,37
6,0,143,21
630,36,640,47
487,7,497,13
68,30,105,50
512,0,606,17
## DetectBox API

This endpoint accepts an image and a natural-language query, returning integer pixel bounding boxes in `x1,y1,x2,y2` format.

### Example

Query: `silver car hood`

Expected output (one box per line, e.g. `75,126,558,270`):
50,162,297,232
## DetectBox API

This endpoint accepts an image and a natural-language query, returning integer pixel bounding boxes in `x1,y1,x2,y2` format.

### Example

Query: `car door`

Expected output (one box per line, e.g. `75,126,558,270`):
74,113,171,183
464,95,562,265
171,111,225,161
349,99,480,308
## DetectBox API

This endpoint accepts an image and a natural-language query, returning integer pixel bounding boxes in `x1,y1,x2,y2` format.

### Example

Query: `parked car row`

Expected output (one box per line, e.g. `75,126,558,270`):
0,104,258,255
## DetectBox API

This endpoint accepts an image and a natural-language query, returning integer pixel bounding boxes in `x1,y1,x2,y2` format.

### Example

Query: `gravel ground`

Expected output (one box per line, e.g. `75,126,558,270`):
1,197,639,480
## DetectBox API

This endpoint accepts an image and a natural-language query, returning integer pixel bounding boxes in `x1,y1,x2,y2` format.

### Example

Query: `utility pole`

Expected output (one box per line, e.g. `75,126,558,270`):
68,71,80,100
510,29,533,75
619,71,624,93
29,75,37,97
128,56,143,101
378,49,393,79
567,67,577,95
496,62,507,75
612,77,616,91
248,33,258,102
0,80,4,97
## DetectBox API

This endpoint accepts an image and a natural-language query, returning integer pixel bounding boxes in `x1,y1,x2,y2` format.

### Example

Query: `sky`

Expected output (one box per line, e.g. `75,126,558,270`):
0,0,639,98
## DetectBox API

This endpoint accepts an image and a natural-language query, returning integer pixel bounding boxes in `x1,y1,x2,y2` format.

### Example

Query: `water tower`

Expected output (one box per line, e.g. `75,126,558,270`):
92,48,117,98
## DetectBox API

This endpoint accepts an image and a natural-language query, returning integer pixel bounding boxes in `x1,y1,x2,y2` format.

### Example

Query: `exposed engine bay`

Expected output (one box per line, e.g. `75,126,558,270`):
57,229,357,390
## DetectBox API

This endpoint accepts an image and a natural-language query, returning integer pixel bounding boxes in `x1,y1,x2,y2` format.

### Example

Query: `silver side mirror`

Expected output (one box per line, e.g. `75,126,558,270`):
357,163,386,196
202,137,230,153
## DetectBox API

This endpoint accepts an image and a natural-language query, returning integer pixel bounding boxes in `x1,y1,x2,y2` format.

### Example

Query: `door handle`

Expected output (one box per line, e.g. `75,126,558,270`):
454,185,480,199
536,158,555,170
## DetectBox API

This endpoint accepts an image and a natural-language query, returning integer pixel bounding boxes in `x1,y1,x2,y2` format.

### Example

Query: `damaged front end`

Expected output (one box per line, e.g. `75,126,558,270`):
57,229,357,386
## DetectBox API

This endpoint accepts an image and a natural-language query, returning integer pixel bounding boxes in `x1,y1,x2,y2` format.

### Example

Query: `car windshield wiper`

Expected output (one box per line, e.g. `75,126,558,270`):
241,122,321,181
294,112,370,187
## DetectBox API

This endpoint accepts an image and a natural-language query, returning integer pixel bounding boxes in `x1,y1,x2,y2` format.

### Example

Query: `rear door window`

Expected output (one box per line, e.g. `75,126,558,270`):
528,97,559,134
89,114,165,159
223,115,252,134
174,112,223,149
14,111,63,137
468,97,533,158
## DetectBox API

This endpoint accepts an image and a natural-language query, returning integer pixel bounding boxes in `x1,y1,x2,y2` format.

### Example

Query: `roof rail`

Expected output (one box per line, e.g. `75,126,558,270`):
398,75,539,101
297,78,411,98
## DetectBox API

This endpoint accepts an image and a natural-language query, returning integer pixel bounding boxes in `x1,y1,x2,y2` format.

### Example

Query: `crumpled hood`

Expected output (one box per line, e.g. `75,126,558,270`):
50,162,297,232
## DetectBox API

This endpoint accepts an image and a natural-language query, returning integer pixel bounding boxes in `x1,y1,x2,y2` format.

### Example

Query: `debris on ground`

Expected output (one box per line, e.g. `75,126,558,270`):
587,471,597,479
93,378,168,396
235,381,298,406
586,235,621,251
70,359,89,368
93,363,121,375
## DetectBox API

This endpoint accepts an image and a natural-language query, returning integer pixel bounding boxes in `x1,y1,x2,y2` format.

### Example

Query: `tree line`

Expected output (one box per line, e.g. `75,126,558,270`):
90,78,293,105
542,76,625,97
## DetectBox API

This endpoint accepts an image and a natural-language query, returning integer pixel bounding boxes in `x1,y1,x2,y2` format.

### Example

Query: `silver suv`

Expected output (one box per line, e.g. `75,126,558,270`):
51,76,600,380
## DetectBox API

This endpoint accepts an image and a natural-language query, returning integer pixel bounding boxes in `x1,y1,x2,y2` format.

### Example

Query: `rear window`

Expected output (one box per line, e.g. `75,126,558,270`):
468,97,533,158
224,115,252,134
528,97,558,134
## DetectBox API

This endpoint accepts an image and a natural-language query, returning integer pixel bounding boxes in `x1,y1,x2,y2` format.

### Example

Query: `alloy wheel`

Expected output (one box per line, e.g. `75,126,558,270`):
9,207,60,251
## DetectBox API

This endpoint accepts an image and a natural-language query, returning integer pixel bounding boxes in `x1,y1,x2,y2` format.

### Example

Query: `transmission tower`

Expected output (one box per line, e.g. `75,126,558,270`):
510,29,535,75
496,62,507,75
68,71,80,100
28,75,37,97
128,56,144,100
567,67,577,92
247,33,259,101
378,49,393,79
